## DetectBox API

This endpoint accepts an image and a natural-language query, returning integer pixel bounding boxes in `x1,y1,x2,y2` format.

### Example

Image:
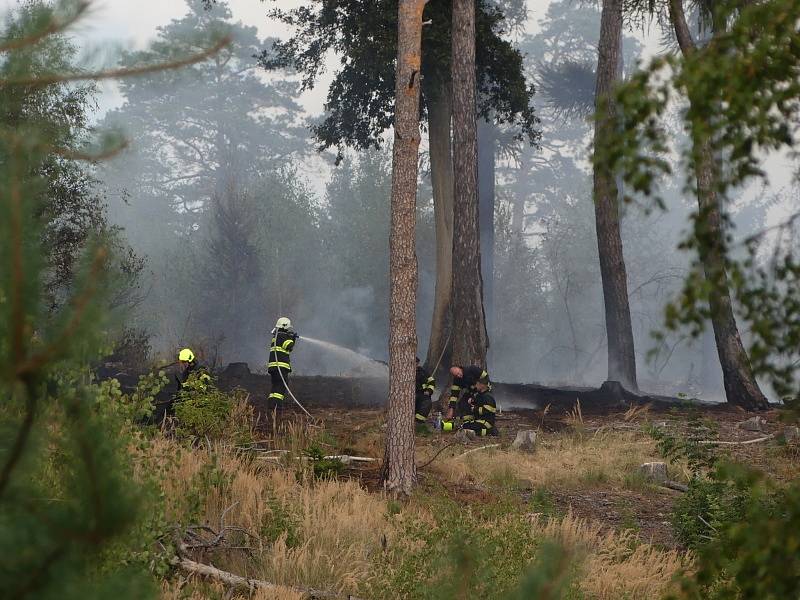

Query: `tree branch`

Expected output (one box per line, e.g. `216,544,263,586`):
2,36,231,87
0,1,88,53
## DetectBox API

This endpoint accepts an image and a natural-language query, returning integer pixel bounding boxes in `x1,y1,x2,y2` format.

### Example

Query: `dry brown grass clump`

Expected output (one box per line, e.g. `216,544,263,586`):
536,512,689,599
160,579,303,600
432,430,659,490
138,432,391,597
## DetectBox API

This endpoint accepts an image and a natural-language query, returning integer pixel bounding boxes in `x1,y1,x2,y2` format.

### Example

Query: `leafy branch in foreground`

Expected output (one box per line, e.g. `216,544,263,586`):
596,0,800,404
0,1,227,597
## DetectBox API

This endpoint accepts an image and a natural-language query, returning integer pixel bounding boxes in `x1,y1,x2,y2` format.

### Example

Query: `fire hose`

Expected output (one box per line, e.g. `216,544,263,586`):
271,324,313,419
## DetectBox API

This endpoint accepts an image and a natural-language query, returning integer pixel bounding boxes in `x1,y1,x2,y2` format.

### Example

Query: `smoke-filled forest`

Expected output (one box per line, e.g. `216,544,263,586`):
3,0,800,598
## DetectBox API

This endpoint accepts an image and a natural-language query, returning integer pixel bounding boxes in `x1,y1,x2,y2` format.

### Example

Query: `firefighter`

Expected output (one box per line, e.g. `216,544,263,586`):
153,347,211,423
461,379,498,437
267,316,298,409
415,357,435,427
176,347,212,392
445,365,489,420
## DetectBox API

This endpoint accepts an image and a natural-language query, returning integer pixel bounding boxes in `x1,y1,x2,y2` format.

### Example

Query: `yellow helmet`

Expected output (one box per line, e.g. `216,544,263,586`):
275,317,292,330
178,348,195,362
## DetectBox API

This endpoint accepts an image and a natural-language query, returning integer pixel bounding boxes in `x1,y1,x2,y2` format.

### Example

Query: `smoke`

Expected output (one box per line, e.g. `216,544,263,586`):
91,0,789,406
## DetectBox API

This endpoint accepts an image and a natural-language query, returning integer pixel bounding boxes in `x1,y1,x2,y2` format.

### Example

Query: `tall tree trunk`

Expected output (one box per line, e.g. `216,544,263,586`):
669,0,769,411
451,0,489,369
478,120,496,337
381,0,426,495
593,0,638,391
424,78,454,379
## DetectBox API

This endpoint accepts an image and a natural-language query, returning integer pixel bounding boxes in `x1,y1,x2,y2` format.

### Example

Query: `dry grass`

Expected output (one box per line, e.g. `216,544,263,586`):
160,579,303,600
136,417,687,599
431,429,660,490
536,512,689,599
137,428,391,597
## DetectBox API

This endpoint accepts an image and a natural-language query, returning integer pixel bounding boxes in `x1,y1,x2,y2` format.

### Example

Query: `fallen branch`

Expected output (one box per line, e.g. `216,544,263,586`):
254,453,376,464
698,434,775,446
697,514,718,533
175,556,364,599
457,444,501,458
662,480,689,492
324,455,377,464
178,503,261,553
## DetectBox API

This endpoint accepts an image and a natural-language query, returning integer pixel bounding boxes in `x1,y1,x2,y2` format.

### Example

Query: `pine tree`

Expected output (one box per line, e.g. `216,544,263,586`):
0,2,227,596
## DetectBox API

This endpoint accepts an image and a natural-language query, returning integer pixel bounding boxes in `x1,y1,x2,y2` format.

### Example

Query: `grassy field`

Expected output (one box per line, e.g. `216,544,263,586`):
136,399,797,599
119,392,796,600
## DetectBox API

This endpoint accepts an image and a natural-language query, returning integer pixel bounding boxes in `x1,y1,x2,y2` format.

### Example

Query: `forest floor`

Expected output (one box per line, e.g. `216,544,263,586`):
303,401,794,550
149,393,799,600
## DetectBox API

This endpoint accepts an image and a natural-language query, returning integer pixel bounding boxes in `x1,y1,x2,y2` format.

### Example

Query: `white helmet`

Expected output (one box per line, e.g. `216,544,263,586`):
275,316,292,330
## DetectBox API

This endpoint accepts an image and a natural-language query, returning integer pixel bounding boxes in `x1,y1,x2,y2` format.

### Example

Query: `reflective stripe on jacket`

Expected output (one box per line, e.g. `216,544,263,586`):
268,328,296,372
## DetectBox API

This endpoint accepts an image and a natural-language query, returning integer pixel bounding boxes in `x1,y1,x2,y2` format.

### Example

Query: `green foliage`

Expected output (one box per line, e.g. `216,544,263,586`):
0,2,225,597
303,444,345,480
259,496,301,548
596,0,800,398
668,465,800,599
506,541,573,600
381,492,548,599
173,378,231,440
649,417,800,596
262,0,538,160
647,410,719,476
98,371,167,424
670,476,751,550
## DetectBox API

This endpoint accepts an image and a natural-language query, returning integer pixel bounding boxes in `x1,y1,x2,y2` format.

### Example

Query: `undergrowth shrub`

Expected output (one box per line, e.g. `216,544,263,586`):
173,384,255,444
671,477,750,549
649,411,800,597
669,465,800,599
303,445,345,480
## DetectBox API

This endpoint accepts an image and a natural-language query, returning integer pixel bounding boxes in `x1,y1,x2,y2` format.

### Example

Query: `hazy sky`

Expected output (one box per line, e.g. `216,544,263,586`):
17,0,552,117
2,0,793,205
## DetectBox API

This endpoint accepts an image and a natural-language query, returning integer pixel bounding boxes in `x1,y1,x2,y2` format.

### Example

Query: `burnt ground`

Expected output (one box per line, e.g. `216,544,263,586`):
100,363,793,551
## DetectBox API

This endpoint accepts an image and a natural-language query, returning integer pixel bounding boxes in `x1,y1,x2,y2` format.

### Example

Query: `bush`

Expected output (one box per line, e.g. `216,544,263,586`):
174,381,231,440
671,477,750,549
303,445,345,480
670,465,800,599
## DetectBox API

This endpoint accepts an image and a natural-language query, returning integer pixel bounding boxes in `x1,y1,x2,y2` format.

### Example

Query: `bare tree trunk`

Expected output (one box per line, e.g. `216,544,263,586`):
451,0,489,368
381,0,426,495
593,0,638,391
669,0,769,411
424,79,454,378
478,120,496,338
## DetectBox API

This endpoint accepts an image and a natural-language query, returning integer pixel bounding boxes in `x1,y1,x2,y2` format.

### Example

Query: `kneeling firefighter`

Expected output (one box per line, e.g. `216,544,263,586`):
153,347,211,423
176,347,212,392
267,317,298,408
461,378,498,436
415,357,435,427
441,365,489,431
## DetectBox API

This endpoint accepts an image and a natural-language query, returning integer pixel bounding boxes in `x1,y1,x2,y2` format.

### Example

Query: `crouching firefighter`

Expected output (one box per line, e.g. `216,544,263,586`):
177,347,212,392
267,317,298,409
441,365,489,431
153,347,211,423
415,357,435,428
461,378,498,437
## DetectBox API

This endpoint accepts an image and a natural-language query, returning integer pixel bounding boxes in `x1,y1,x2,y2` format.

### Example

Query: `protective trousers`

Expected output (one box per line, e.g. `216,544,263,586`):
415,393,432,423
269,368,288,408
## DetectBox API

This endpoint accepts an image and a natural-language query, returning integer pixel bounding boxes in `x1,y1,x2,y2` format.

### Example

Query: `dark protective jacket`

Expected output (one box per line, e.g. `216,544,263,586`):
268,328,298,373
176,360,211,391
416,365,435,397
448,365,489,410
470,389,497,428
